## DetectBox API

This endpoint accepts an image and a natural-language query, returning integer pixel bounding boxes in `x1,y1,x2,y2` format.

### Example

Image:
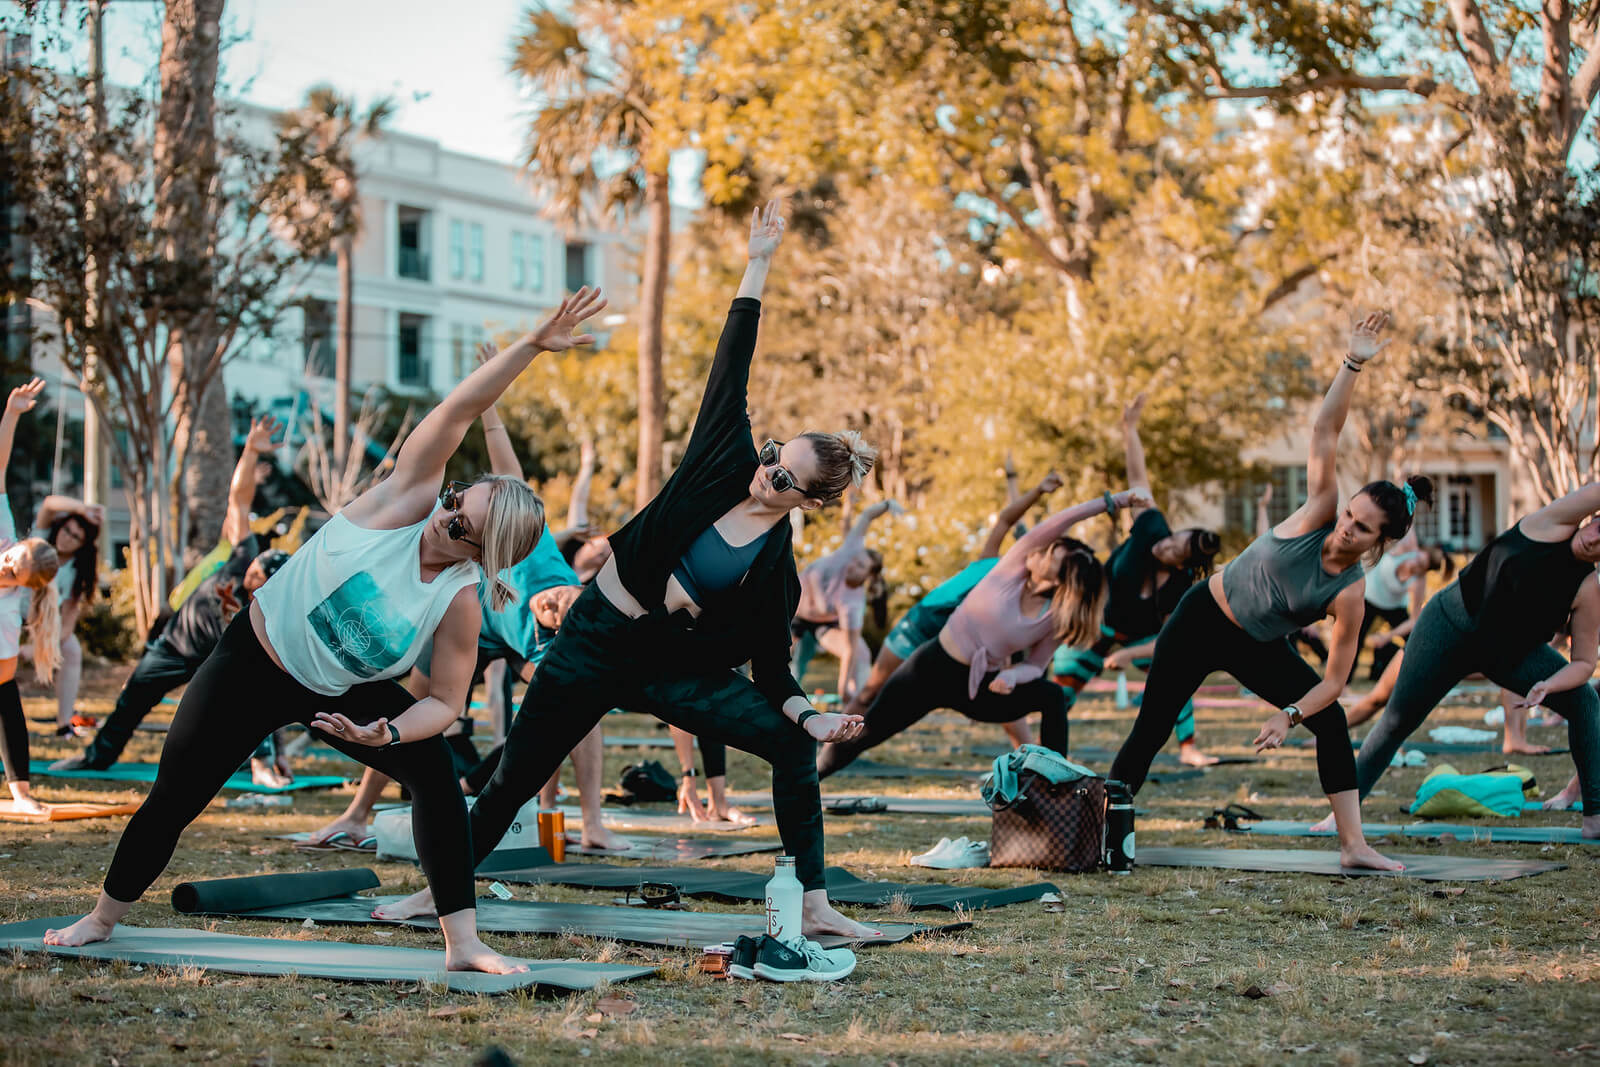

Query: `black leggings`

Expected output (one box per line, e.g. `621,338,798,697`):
0,679,26,783
1110,583,1357,795
470,584,828,889
102,613,478,916
815,638,1068,778
1353,602,1410,684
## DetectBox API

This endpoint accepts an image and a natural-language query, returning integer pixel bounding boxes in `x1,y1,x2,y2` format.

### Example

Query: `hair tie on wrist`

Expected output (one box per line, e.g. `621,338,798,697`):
1401,482,1417,516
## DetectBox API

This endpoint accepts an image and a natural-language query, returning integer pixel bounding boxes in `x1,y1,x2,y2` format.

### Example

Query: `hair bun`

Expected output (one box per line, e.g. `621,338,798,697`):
1405,475,1436,508
839,430,878,487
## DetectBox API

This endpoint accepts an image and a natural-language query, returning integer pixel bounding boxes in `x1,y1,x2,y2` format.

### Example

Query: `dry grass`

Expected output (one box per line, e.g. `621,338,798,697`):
1,662,1597,1065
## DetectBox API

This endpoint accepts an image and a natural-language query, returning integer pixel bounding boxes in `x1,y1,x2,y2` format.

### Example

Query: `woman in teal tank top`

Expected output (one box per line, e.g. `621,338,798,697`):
1110,312,1431,874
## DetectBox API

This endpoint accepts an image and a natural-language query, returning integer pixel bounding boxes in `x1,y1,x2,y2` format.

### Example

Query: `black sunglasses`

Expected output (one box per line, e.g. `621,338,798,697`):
759,439,813,498
439,481,481,549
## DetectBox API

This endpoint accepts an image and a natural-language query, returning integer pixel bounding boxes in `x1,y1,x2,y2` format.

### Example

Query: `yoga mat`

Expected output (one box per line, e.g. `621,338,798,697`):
475,850,1057,911
0,916,652,994
1288,737,1571,757
972,744,1257,768
583,806,762,833
603,736,674,748
169,872,954,949
567,835,780,860
832,758,987,780
1137,846,1564,881
26,761,348,793
1225,819,1597,846
0,800,141,822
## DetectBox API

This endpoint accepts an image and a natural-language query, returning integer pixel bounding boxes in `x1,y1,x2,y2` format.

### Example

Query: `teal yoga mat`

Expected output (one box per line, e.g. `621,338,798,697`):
1225,818,1597,845
1137,845,1564,881
27,760,348,793
0,916,654,994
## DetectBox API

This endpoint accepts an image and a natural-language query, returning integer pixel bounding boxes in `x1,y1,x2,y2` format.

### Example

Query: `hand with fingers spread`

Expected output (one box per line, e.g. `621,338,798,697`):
1514,679,1554,710
475,340,499,367
311,712,392,747
747,198,786,261
1346,310,1393,366
1122,391,1147,427
804,710,864,743
245,414,284,454
6,378,44,416
528,287,608,354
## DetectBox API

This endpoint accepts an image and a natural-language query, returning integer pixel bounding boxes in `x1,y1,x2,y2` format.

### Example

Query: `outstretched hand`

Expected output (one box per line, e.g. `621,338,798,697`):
1122,392,1147,427
1125,487,1156,511
1253,710,1292,753
311,712,392,747
6,378,44,416
528,287,608,353
1513,680,1553,710
244,415,284,454
804,710,864,743
475,340,499,367
748,198,786,261
1347,310,1392,365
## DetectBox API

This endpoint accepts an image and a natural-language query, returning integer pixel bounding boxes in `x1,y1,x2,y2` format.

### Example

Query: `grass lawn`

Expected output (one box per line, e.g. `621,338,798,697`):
1,661,1596,1065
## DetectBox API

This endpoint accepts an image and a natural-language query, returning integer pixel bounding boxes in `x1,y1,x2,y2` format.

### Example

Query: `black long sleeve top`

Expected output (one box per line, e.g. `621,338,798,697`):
605,297,807,714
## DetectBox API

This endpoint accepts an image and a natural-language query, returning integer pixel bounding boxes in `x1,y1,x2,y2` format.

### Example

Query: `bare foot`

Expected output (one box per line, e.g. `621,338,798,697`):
5,792,46,816
274,754,295,782
1178,743,1220,767
706,805,756,827
578,824,631,851
373,887,437,921
308,814,369,846
1543,785,1582,811
43,912,117,947
1582,814,1599,840
444,937,529,974
1309,813,1337,834
251,760,292,790
1503,740,1551,756
1340,842,1405,872
802,897,882,940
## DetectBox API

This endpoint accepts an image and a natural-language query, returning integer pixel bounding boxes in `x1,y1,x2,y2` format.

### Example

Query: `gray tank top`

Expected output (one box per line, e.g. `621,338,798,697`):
1221,524,1364,641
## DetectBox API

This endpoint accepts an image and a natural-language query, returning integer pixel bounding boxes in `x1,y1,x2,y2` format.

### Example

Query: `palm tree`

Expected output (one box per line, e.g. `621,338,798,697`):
273,87,392,473
511,4,671,509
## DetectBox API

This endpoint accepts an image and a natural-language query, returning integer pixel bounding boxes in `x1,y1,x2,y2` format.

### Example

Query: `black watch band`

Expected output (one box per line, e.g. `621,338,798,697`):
386,722,402,746
681,768,698,779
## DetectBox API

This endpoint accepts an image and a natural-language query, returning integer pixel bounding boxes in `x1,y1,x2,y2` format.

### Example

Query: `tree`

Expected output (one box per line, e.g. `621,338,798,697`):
270,86,392,476
509,3,679,510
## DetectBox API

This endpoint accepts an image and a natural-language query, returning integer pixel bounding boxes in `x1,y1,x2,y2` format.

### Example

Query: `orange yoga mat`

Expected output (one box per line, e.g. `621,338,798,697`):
0,800,141,822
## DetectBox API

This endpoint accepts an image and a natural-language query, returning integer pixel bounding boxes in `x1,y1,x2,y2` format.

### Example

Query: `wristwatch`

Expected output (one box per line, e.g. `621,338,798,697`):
386,722,402,746
1283,705,1304,728
681,768,698,779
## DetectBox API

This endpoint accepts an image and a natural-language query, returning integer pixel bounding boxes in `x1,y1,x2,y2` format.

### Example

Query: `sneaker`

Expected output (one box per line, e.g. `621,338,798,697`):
917,839,990,870
727,935,760,980
69,713,98,737
910,837,958,867
751,935,857,983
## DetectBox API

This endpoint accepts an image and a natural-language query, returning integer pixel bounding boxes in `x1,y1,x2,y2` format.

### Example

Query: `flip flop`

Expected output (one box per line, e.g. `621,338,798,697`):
294,830,353,852
332,834,378,853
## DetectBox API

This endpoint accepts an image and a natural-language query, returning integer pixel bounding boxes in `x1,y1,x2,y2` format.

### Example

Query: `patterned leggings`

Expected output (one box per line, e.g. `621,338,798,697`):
1053,625,1198,744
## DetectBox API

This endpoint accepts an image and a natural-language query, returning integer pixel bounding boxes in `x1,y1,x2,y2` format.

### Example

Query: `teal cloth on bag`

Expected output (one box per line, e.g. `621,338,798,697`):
981,744,1098,809
1409,766,1529,818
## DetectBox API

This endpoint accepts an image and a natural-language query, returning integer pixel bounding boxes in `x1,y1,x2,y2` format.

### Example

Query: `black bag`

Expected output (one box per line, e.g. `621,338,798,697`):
617,760,678,803
989,771,1106,873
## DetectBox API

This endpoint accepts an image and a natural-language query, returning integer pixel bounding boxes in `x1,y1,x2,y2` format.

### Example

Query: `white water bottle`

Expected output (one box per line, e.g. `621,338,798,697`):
764,856,803,941
1115,670,1130,710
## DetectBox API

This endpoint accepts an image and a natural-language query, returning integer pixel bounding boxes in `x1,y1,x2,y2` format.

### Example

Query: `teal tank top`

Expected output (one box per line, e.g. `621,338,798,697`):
1221,524,1364,641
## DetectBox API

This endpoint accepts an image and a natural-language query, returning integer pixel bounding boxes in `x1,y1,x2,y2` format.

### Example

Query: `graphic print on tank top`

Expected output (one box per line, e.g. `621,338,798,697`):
308,570,419,679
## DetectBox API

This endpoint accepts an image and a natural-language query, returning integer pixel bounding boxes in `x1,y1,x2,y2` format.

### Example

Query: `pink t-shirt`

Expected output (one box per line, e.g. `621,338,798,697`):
942,499,1103,699
794,528,868,630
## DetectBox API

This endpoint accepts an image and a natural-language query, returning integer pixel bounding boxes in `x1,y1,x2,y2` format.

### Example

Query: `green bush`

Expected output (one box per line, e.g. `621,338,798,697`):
75,566,142,663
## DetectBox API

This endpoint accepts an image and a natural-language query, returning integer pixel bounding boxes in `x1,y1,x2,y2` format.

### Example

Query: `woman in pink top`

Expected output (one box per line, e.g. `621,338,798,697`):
816,488,1148,777
790,499,896,701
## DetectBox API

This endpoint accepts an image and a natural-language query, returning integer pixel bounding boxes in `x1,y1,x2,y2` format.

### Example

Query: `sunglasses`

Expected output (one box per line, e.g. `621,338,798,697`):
439,481,481,549
759,439,812,497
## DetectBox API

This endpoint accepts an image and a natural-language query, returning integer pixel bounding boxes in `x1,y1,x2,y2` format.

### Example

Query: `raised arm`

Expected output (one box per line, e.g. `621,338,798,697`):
1283,312,1391,536
566,433,595,529
1522,482,1600,541
1255,482,1274,538
980,471,1063,559
1122,393,1151,522
845,499,896,545
354,288,605,525
472,342,525,481
0,380,44,492
222,415,282,545
34,494,103,533
1002,488,1153,570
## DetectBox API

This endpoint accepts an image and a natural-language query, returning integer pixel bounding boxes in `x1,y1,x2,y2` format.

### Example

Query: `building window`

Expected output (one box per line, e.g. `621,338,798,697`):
511,233,526,289
450,323,466,382
398,313,430,389
469,223,484,282
1222,465,1308,534
449,220,464,280
397,205,431,281
301,299,334,378
565,240,590,291
529,234,545,292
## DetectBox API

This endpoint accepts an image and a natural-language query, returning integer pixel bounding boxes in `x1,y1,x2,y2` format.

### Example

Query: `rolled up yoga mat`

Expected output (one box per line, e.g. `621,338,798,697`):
172,869,380,915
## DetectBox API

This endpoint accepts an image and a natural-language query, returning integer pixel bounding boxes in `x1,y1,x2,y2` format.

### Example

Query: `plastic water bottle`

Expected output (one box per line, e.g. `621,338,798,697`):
1114,671,1130,710
764,856,803,940
1104,780,1135,874
225,793,292,809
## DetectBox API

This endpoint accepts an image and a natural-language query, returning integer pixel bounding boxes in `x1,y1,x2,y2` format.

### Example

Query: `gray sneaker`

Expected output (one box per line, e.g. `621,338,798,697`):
751,934,857,983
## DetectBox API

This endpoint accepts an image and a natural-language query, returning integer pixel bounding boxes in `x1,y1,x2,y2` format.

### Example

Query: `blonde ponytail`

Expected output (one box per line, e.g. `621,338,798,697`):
28,583,60,684
475,475,545,612
1048,538,1106,648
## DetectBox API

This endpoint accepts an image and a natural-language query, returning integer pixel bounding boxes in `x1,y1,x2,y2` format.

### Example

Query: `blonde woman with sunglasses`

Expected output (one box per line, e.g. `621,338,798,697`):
45,290,608,976
382,201,884,951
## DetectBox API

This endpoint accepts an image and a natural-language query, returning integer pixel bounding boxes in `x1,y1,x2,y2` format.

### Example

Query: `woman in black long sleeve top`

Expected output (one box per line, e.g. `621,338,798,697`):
383,201,882,939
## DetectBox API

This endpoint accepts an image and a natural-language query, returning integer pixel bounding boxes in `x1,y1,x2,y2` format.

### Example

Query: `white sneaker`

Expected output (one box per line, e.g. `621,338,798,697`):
911,836,968,868
917,839,990,870
751,935,857,982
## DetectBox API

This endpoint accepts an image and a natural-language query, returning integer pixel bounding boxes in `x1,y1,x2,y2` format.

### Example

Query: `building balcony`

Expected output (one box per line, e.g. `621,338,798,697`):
398,248,431,282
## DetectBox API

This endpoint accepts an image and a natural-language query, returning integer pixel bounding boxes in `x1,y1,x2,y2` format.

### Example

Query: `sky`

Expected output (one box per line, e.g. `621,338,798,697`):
65,0,540,164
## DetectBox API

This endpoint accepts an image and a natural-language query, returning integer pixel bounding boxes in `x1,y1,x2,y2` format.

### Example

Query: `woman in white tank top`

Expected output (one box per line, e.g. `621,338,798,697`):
44,290,608,978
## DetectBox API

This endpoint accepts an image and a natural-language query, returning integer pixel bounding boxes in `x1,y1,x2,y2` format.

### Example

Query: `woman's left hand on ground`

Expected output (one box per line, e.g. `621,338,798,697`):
1253,710,1291,752
805,711,864,743
311,712,391,747
1514,680,1553,709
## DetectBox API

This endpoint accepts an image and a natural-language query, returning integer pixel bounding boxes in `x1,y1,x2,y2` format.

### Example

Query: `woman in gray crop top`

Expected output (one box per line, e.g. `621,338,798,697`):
1110,311,1432,874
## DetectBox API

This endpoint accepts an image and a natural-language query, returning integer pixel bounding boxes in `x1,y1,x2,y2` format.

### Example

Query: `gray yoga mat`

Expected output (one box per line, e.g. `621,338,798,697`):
728,792,990,817
1137,846,1565,881
474,850,1057,911
0,916,654,994
832,758,987,780
1226,819,1598,846
567,835,780,860
169,871,954,948
581,806,762,833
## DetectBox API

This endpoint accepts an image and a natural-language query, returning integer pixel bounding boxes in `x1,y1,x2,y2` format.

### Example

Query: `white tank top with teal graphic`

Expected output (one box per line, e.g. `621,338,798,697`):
254,508,480,695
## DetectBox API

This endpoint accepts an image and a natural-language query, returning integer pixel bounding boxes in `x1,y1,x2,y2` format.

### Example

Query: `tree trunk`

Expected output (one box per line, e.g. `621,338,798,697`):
155,0,230,569
634,167,671,510
334,234,353,473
